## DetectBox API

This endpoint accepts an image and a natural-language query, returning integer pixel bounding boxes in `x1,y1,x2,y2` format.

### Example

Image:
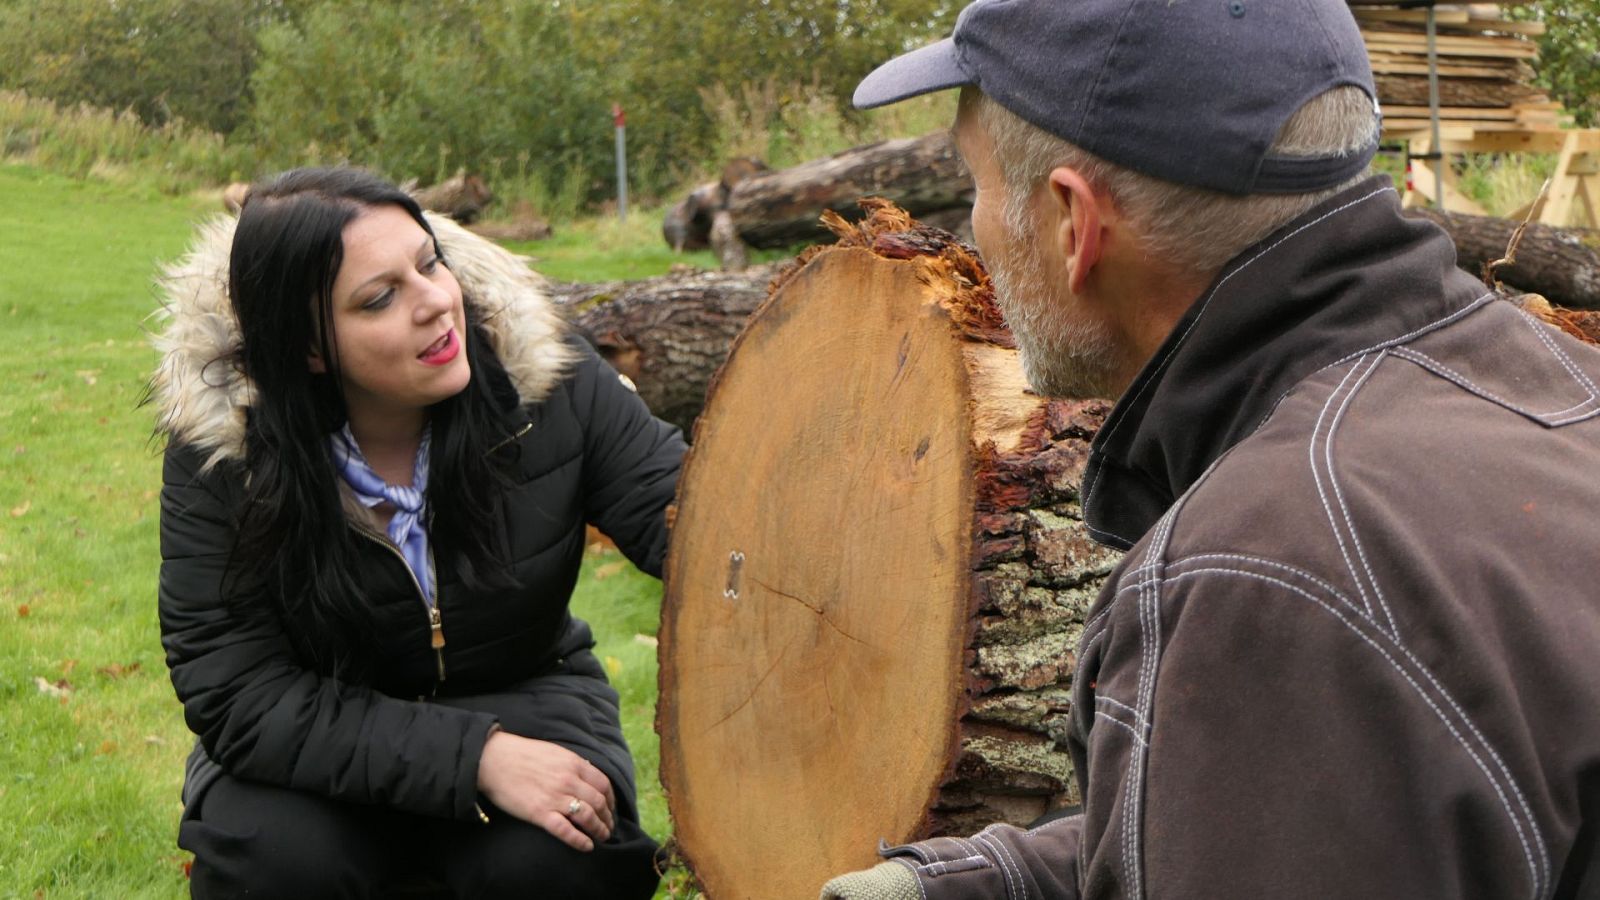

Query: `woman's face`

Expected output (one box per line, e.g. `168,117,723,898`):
317,205,471,424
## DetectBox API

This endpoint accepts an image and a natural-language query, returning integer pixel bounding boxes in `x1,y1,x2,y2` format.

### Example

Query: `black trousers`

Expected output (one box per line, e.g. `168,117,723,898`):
179,774,660,900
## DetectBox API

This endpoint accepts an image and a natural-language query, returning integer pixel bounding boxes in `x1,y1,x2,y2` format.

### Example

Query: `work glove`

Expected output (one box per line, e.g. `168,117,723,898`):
819,861,919,900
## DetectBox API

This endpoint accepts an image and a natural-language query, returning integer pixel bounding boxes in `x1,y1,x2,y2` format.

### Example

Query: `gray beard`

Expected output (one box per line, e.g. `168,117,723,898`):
987,242,1119,400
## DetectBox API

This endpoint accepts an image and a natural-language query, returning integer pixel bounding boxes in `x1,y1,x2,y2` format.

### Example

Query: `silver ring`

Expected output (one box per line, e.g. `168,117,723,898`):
566,798,582,817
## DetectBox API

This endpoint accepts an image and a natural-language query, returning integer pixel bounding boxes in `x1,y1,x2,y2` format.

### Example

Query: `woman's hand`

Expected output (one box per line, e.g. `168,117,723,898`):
476,730,617,851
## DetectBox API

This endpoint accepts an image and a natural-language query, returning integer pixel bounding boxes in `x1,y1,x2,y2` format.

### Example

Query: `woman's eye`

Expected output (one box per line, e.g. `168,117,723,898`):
362,289,394,311
421,255,441,275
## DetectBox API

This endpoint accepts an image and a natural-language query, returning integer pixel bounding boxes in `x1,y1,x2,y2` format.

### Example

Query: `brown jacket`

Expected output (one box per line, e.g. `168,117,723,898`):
880,178,1600,899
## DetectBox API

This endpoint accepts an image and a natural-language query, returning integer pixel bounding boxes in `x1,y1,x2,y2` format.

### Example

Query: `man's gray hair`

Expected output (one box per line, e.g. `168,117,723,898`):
974,87,1379,275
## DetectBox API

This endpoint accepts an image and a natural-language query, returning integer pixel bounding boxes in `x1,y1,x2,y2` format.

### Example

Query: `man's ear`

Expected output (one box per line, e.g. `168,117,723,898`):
1047,167,1104,295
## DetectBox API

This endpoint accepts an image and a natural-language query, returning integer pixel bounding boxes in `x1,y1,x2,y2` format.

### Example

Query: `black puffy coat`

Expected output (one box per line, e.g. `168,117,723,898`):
152,213,685,822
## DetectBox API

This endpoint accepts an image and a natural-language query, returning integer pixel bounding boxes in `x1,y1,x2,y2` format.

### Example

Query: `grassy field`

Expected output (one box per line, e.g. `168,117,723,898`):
0,165,691,897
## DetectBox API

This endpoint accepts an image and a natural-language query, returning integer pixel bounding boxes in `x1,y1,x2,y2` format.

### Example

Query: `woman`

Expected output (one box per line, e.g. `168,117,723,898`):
151,167,685,898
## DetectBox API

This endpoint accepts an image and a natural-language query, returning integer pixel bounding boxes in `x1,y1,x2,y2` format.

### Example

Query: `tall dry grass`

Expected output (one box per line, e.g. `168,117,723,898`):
698,79,955,176
0,91,258,194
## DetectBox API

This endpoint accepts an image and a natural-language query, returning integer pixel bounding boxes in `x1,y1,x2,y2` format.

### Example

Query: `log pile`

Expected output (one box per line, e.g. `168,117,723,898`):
559,208,1596,446
1349,3,1563,133
656,202,1119,899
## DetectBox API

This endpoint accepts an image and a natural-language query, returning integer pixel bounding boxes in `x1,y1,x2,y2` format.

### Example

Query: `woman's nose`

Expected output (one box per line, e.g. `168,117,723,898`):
413,278,455,322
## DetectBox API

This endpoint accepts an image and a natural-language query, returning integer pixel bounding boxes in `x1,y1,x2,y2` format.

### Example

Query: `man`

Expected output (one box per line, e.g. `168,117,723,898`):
821,1,1600,897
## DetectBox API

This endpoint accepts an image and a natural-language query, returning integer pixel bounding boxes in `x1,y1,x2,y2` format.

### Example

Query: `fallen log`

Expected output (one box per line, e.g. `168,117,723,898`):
412,171,493,224
1404,207,1600,309
665,132,973,251
550,264,782,434
657,202,1118,900
663,180,721,253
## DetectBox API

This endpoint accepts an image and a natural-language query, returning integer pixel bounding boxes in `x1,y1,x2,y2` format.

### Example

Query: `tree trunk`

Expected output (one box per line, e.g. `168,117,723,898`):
1404,207,1600,309
412,171,493,224
663,181,722,253
657,202,1119,900
665,133,974,251
550,265,782,435
709,209,749,272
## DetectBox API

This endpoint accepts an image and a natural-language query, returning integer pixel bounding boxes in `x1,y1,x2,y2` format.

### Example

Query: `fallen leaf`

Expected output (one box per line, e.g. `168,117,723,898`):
633,634,659,648
61,659,77,674
8,500,29,518
604,655,623,676
144,735,166,747
11,445,22,455
183,859,193,879
75,369,99,386
16,604,28,618
95,740,117,756
32,676,72,699
593,561,627,581
97,661,141,679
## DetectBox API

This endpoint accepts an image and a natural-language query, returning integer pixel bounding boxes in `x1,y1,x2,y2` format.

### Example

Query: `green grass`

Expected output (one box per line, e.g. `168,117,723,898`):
0,163,686,897
506,207,796,284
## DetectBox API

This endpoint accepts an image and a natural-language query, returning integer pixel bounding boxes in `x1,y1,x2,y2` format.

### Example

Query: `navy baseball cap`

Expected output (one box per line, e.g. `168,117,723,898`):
855,0,1381,196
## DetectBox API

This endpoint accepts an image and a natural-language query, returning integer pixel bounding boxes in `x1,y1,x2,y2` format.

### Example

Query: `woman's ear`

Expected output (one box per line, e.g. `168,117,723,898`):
308,347,327,374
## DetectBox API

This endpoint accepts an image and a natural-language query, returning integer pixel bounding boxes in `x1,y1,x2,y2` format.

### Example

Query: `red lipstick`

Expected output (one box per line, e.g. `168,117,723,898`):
419,329,459,366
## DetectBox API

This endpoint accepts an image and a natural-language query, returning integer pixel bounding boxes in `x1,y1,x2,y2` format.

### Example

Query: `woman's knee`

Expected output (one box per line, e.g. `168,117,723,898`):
440,818,659,900
180,776,394,899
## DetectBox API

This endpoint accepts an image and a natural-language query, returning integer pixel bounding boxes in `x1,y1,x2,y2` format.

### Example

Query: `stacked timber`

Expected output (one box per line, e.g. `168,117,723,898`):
1349,3,1564,133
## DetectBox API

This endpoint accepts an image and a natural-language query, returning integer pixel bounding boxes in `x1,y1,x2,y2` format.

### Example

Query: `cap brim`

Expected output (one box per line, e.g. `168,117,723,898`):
853,38,972,109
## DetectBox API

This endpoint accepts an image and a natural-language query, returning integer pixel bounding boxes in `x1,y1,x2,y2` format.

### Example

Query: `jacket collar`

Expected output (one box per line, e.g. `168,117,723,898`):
1081,176,1493,550
150,212,574,472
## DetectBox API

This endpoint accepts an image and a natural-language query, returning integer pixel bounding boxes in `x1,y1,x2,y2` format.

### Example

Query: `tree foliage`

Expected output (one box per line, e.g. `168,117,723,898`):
1515,0,1600,127
0,0,272,133
1,0,1595,204
245,0,614,199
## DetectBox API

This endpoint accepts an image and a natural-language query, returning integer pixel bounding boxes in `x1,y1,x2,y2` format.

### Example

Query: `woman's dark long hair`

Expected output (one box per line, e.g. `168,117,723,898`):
225,167,520,673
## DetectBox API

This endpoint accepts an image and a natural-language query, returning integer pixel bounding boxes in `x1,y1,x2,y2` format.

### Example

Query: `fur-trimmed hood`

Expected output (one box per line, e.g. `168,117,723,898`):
150,212,574,470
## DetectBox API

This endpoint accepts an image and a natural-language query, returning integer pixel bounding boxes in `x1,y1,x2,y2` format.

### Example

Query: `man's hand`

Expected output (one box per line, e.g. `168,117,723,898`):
819,861,919,900
476,730,616,851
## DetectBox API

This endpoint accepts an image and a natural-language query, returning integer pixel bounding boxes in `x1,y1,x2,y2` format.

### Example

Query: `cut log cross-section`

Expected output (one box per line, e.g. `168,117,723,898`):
658,203,1121,900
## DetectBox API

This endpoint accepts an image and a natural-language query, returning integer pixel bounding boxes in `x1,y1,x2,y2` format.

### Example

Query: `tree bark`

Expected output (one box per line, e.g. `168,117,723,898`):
550,264,782,435
656,202,1118,900
1404,207,1600,309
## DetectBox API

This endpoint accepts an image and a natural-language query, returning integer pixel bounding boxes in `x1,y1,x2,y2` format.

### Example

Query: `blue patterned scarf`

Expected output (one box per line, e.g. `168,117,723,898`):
329,425,435,606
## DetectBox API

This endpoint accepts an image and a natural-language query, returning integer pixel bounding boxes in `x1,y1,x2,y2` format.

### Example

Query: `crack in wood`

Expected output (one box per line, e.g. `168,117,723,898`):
751,576,873,647
706,641,792,733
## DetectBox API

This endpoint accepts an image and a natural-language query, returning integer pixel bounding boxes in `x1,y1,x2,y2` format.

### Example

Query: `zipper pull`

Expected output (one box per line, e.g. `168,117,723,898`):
430,606,446,649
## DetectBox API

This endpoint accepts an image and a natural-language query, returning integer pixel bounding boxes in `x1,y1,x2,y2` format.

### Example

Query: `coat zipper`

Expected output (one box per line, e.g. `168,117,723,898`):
352,524,447,687
486,421,533,455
